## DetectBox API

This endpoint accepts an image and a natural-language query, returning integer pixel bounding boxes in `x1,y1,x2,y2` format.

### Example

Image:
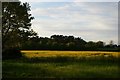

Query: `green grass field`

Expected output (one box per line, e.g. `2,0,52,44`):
2,51,120,78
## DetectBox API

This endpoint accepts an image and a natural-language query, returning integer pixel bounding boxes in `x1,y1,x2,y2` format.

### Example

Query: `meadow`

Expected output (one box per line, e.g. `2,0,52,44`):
2,51,120,78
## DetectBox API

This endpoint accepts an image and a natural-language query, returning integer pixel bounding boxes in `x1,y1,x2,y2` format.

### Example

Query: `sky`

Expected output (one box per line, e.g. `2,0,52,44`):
20,0,119,45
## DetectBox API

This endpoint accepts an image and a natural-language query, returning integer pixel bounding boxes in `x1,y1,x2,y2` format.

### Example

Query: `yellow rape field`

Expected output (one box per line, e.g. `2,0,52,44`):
21,50,120,58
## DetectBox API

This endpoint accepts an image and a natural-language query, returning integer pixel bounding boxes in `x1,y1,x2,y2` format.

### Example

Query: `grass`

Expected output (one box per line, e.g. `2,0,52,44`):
2,51,120,78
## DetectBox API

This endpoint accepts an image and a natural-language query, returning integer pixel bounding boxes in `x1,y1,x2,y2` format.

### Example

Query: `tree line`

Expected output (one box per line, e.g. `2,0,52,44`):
20,35,119,51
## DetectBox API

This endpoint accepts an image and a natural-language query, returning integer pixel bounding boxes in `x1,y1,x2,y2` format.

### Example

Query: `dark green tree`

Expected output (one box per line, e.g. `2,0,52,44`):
85,41,96,50
2,2,35,49
96,41,104,48
2,2,36,59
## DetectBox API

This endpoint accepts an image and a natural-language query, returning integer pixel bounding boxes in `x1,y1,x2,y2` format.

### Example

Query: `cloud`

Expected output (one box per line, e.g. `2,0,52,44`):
29,2,118,44
20,0,119,2
73,0,119,2
20,0,73,2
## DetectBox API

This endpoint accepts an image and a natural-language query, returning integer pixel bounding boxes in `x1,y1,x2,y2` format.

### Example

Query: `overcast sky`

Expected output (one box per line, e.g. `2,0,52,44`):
20,0,118,45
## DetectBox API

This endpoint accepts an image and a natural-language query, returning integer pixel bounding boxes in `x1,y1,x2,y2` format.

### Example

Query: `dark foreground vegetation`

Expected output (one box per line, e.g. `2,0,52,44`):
2,48,22,60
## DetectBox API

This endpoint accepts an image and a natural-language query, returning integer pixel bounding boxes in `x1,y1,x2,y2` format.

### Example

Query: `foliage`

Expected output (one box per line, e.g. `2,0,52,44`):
2,47,22,60
2,2,36,59
20,34,118,51
2,2,36,49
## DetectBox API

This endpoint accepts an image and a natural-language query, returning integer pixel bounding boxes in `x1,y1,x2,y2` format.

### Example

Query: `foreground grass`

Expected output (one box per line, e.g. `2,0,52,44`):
3,51,120,78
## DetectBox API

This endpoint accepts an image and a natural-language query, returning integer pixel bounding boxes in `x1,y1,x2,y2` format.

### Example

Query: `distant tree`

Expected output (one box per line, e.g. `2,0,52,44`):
109,40,114,47
96,41,105,48
51,35,64,43
74,37,86,50
85,41,96,50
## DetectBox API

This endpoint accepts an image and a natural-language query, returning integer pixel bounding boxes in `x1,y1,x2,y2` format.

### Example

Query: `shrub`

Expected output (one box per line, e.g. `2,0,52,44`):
2,48,22,60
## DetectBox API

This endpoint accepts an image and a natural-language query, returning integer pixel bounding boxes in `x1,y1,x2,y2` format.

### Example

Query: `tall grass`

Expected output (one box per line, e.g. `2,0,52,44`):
3,59,119,78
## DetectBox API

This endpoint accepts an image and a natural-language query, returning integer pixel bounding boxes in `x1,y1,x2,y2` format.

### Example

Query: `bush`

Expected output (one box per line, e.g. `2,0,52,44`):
2,48,22,60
